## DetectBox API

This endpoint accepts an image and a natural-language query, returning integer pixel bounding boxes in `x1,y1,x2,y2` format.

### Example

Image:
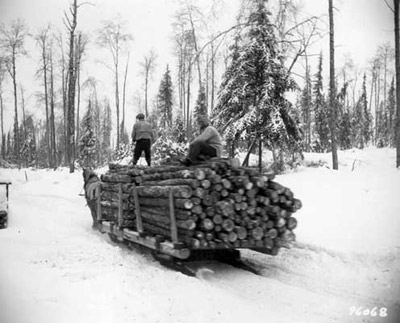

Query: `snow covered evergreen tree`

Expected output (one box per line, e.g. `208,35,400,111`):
193,85,207,136
78,100,98,168
100,100,113,164
387,78,396,146
353,73,372,148
172,116,186,143
313,54,330,152
157,65,173,128
213,0,300,163
300,66,312,151
20,115,36,167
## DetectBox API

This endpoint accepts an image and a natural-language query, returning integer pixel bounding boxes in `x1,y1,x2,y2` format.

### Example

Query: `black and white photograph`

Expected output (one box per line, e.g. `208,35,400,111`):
0,0,399,322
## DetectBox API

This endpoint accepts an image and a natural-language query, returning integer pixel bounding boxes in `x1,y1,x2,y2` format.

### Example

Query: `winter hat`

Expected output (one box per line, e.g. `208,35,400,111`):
197,114,209,126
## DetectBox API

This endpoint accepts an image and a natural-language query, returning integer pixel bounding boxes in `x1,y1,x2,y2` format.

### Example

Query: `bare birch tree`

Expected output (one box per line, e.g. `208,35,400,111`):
96,16,132,150
64,0,78,172
139,50,157,119
328,0,339,169
0,19,28,164
35,24,52,167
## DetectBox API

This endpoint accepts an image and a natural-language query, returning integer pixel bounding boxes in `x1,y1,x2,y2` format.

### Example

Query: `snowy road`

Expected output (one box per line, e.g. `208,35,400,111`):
1,148,399,323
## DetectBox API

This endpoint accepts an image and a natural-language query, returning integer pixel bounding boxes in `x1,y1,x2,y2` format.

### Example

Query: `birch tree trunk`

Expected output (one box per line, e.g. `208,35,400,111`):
394,0,400,167
328,0,338,170
66,0,78,173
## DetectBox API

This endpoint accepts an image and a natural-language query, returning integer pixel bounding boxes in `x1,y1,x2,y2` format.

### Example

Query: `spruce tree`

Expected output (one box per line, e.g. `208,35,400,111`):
20,115,36,167
157,65,173,128
193,85,207,136
387,78,396,146
172,116,186,143
300,66,312,151
214,0,299,160
361,73,372,146
78,100,98,168
100,100,112,164
337,111,352,149
313,54,330,152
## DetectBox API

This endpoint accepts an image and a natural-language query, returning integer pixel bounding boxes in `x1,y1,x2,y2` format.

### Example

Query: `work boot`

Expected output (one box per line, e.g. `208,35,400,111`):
178,157,193,166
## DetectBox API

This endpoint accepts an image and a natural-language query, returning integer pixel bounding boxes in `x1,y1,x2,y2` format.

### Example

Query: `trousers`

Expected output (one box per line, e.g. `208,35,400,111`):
188,141,217,162
133,139,151,166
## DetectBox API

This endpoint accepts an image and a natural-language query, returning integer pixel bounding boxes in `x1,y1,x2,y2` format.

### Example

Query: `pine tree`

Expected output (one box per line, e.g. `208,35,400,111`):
172,116,186,143
300,65,312,151
157,65,173,128
193,85,207,136
338,111,352,149
387,78,396,146
352,74,372,149
20,115,36,167
360,73,372,146
78,100,98,168
214,0,299,163
100,100,112,164
313,54,330,152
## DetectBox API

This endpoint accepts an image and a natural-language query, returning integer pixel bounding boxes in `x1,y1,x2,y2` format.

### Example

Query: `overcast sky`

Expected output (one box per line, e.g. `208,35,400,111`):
0,0,395,131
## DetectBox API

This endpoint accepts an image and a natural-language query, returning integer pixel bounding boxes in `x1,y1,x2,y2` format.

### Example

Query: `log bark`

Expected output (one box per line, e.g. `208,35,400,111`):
141,178,201,189
134,185,193,199
134,197,193,209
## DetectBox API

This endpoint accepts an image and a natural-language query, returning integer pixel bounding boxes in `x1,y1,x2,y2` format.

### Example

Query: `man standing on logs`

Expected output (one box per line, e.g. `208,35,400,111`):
131,113,154,166
179,114,223,166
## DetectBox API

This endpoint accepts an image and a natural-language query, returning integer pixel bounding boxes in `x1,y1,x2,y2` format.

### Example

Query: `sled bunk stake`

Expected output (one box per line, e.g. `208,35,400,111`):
169,190,178,243
96,184,102,223
132,183,144,235
118,183,123,227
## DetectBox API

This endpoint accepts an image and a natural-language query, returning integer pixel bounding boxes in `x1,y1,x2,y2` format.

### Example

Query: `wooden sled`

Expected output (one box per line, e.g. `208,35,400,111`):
95,183,282,277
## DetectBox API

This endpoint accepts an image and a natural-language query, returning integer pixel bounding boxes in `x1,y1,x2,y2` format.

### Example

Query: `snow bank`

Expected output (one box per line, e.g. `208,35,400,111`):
277,147,400,254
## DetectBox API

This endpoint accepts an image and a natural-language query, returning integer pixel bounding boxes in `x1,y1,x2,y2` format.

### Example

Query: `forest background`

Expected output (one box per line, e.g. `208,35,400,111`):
0,0,396,172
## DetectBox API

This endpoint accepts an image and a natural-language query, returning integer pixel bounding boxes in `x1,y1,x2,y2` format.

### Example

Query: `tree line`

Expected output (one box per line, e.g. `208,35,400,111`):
0,0,399,172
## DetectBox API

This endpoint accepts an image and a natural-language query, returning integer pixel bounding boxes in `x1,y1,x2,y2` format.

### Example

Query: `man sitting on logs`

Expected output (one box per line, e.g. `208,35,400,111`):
131,113,155,166
179,114,223,166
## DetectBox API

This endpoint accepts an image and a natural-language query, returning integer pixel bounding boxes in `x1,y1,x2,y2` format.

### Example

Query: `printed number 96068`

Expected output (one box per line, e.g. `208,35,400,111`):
349,306,387,317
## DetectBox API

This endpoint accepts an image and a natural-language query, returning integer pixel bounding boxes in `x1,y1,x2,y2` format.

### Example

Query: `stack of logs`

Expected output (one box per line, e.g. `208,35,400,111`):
99,159,301,255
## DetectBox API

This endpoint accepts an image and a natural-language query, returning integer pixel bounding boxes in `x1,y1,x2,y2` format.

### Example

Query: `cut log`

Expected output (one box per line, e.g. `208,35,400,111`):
138,211,196,230
251,227,264,240
222,219,235,232
134,185,193,199
235,226,247,240
141,178,201,189
212,214,223,225
135,197,194,209
215,200,234,217
286,217,298,230
200,218,215,231
139,206,193,219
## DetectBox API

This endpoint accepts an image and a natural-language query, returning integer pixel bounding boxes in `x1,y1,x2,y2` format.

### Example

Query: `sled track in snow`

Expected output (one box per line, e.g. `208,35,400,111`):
103,232,400,323
183,245,400,323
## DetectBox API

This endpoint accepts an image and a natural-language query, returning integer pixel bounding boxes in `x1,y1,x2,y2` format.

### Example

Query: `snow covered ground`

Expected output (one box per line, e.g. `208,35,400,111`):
0,147,399,323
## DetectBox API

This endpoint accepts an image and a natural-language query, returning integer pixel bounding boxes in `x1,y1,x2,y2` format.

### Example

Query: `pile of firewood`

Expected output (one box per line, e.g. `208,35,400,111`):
99,159,301,255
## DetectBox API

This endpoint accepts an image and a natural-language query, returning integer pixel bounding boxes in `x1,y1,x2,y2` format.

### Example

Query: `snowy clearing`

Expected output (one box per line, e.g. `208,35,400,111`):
0,147,399,323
